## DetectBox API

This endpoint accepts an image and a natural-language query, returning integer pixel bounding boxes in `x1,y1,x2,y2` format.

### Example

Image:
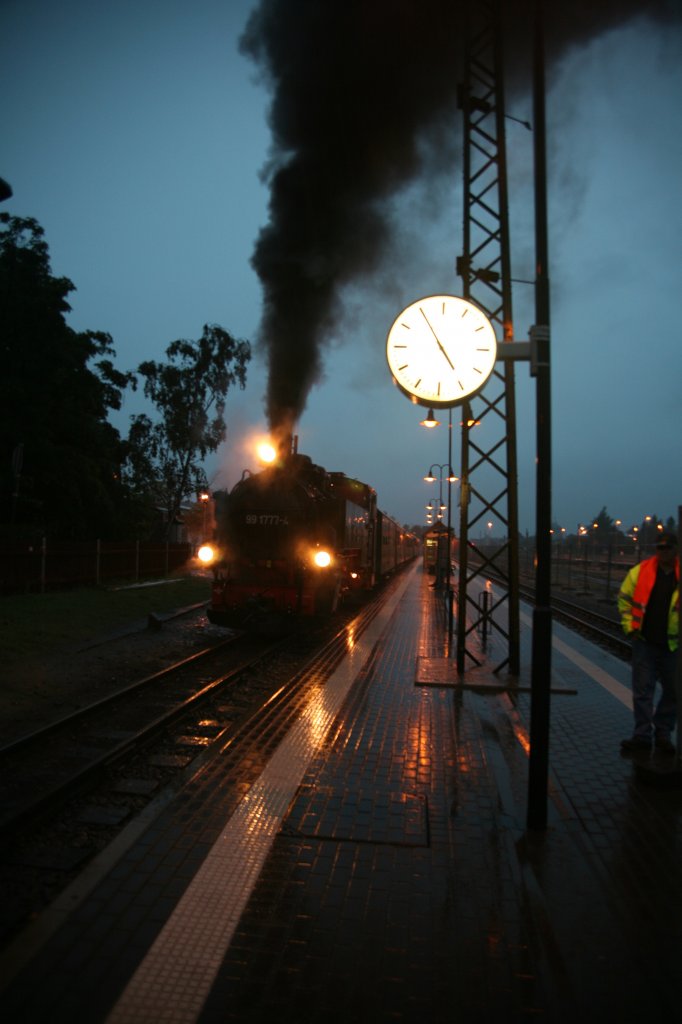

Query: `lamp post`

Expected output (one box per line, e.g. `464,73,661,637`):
424,465,454,519
527,0,553,830
199,491,210,539
424,433,459,645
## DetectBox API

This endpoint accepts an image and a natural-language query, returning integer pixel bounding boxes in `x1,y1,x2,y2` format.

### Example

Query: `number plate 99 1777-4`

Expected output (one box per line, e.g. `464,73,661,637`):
244,513,289,527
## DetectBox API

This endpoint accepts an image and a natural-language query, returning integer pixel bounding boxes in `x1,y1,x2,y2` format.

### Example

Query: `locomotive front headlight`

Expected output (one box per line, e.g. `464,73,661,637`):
197,544,216,565
313,549,332,569
257,441,277,465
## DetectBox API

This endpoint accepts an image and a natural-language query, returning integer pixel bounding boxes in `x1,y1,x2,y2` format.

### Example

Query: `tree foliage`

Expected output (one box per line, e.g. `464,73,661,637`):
589,506,616,533
123,325,251,536
0,213,135,538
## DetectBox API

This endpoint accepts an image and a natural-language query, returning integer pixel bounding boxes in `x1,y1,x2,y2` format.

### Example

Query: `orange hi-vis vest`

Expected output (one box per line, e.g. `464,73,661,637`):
618,554,680,650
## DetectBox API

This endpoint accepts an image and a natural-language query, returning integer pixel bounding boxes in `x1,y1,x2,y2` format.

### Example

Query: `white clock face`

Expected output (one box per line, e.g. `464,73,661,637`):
386,294,498,407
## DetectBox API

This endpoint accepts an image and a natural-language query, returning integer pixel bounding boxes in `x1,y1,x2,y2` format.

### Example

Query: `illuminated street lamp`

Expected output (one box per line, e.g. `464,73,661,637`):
423,461,459,588
424,463,458,521
424,463,458,484
419,402,459,644
198,490,210,539
420,408,440,429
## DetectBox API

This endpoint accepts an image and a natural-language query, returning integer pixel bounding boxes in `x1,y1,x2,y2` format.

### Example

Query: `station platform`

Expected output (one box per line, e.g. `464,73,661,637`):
1,561,681,1022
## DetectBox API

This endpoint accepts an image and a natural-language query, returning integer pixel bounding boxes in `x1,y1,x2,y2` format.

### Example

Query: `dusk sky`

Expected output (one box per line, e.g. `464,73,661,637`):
2,0,681,536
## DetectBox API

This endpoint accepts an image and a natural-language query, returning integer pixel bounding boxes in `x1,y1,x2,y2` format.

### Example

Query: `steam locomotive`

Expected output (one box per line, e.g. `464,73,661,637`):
206,441,418,630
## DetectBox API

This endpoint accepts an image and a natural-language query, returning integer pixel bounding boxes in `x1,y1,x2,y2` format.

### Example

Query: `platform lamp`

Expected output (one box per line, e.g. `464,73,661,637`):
423,445,459,637
424,463,457,522
420,408,440,429
198,490,210,539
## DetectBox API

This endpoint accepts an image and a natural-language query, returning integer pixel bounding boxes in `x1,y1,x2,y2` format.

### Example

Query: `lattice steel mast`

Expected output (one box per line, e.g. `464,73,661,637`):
456,0,520,674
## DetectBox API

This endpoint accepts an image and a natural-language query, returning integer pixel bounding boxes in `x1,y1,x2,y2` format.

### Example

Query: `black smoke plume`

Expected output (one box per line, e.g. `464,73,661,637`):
240,0,679,440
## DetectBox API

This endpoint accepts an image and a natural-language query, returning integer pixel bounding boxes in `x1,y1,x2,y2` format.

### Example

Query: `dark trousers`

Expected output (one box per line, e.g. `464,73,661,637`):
631,635,677,739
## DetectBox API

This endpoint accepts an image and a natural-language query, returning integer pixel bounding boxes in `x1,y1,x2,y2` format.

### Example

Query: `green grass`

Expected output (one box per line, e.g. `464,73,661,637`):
0,573,212,665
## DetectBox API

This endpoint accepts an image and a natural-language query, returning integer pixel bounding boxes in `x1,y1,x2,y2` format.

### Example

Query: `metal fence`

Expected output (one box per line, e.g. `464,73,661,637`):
0,539,194,594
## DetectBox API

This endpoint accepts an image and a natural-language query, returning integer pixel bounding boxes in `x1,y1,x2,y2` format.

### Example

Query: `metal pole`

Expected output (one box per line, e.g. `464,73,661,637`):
671,507,675,765
527,0,553,830
457,403,471,672
447,409,454,650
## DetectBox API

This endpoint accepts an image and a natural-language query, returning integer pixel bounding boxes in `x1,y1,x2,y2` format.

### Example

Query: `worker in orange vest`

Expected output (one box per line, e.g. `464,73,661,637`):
618,530,679,755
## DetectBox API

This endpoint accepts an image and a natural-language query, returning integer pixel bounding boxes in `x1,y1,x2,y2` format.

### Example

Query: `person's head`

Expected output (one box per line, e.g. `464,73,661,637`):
655,531,678,566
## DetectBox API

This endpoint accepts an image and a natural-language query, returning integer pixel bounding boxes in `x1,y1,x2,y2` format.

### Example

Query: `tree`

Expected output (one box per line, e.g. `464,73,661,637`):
124,325,251,536
0,214,134,538
589,506,616,533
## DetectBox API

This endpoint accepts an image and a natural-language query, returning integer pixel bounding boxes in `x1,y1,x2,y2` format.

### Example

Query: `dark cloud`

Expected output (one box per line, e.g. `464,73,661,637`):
240,0,680,437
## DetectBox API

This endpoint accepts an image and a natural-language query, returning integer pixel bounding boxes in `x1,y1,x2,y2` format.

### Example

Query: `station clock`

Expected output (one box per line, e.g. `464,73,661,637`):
386,294,498,407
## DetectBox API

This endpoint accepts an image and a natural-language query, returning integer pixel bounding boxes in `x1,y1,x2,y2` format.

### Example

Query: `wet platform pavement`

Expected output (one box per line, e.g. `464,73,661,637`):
1,562,681,1022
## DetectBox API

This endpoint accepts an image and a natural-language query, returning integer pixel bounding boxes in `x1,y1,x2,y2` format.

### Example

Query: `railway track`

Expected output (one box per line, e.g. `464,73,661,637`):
0,577,393,946
465,559,630,659
517,580,631,659
546,592,630,658
0,631,279,836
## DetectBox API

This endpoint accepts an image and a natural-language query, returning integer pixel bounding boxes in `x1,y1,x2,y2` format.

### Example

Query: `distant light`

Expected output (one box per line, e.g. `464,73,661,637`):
313,549,332,568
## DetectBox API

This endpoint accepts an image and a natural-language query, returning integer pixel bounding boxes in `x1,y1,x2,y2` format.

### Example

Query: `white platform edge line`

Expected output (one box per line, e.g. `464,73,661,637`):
519,607,631,708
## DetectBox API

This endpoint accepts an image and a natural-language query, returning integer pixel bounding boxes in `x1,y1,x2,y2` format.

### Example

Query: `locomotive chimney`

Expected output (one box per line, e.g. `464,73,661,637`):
275,429,297,461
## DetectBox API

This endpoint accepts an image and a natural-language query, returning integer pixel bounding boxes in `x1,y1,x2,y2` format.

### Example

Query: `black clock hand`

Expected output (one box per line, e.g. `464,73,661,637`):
420,307,455,370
